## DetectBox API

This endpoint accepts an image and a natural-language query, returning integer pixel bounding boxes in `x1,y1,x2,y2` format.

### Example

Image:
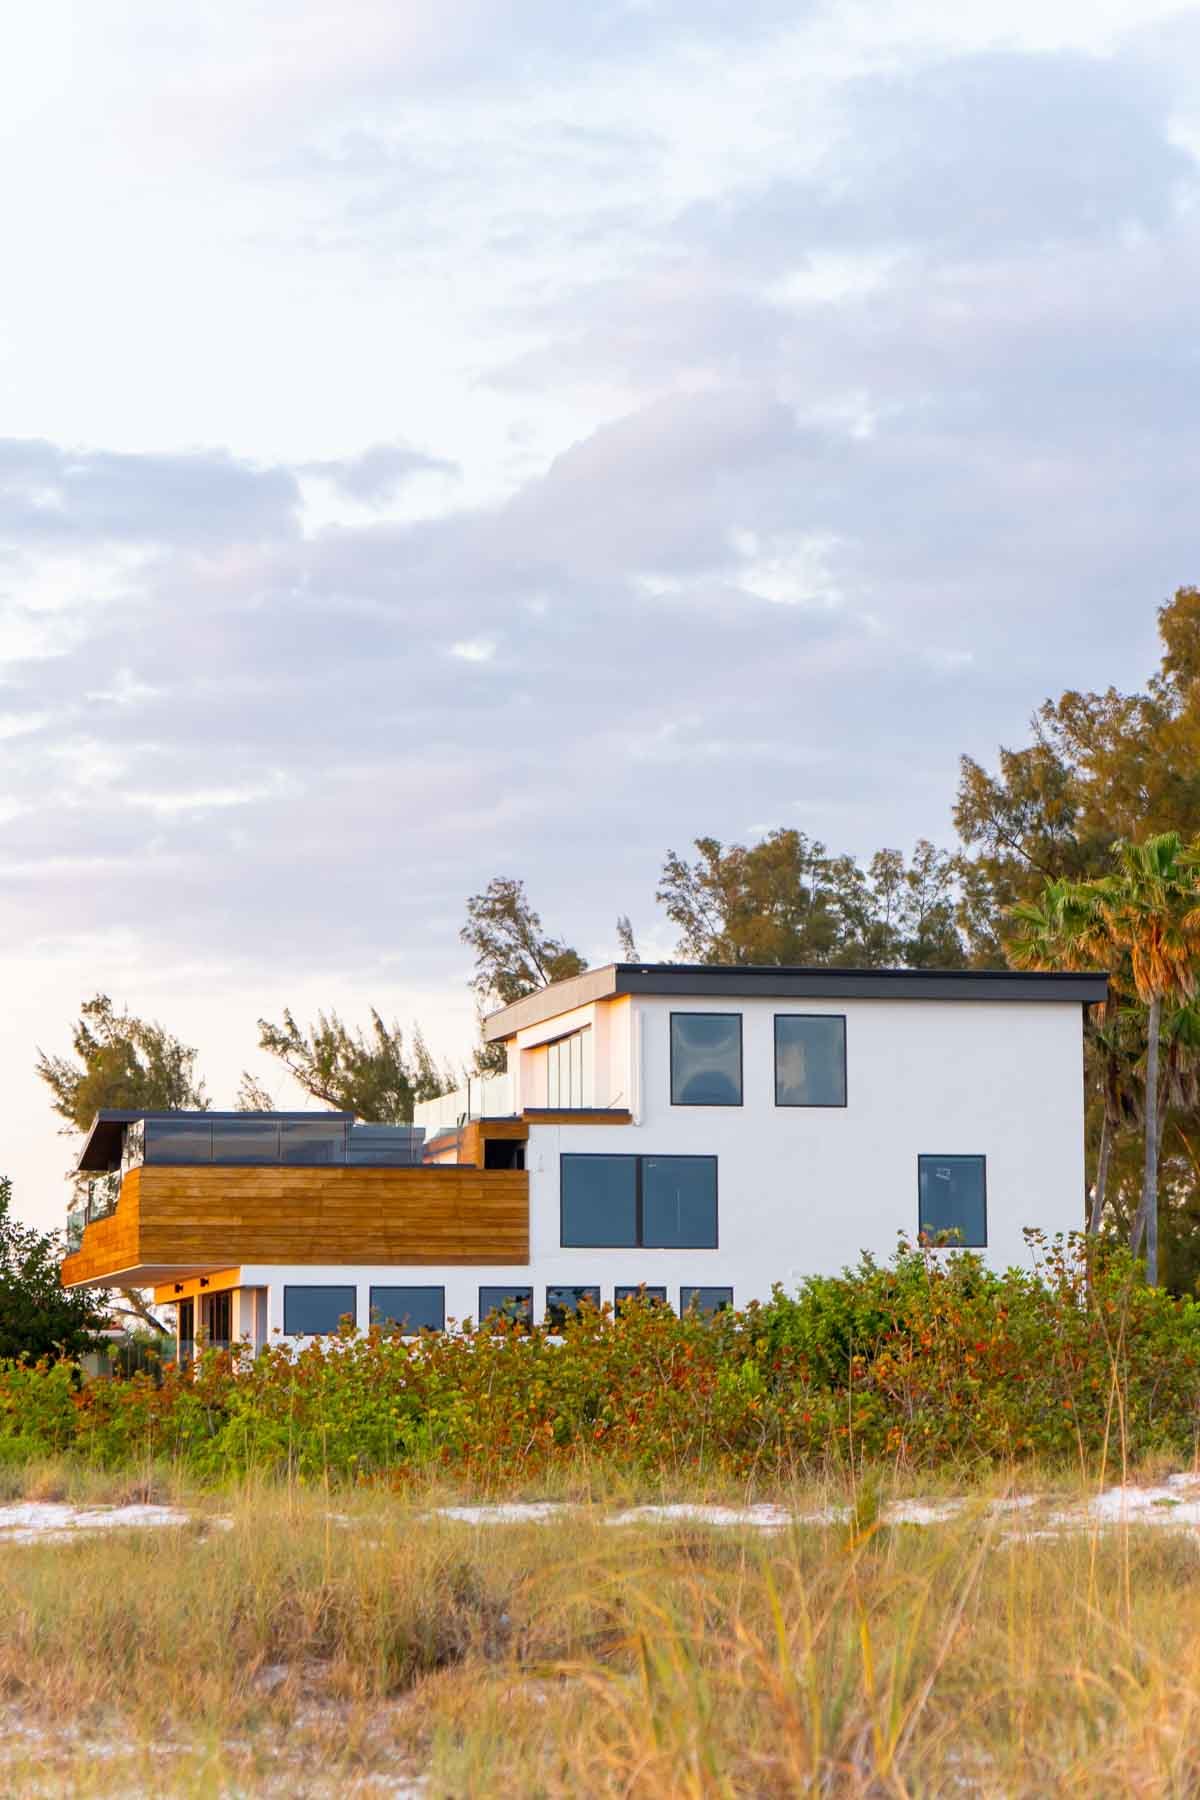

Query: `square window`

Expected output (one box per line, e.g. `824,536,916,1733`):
670,1013,742,1106
369,1286,445,1333
775,1015,846,1107
283,1285,357,1335
614,1285,668,1314
478,1286,534,1327
642,1156,718,1248
917,1155,987,1247
561,1154,637,1246
545,1285,601,1330
680,1286,733,1317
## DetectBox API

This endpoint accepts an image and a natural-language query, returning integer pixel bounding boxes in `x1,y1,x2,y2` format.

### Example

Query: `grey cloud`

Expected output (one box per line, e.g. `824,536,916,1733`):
686,50,1195,269
302,443,458,506
0,440,300,547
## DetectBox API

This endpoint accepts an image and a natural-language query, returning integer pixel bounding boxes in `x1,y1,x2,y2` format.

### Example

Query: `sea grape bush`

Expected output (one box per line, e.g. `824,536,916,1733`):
6,1234,1200,1482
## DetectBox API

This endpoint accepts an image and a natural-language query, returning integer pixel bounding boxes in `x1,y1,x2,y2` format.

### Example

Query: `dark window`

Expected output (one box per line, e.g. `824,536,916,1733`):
484,1138,525,1170
280,1120,347,1164
478,1285,534,1326
615,1285,668,1314
201,1289,232,1346
545,1285,601,1329
561,1155,718,1248
918,1155,987,1247
642,1157,718,1248
144,1120,213,1164
283,1285,357,1335
176,1297,194,1365
561,1155,638,1246
670,1013,742,1106
680,1286,733,1317
212,1119,280,1164
775,1015,846,1107
369,1286,445,1333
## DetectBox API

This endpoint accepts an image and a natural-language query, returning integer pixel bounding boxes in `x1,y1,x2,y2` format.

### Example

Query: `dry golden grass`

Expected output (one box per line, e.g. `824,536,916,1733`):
3,1467,1200,1795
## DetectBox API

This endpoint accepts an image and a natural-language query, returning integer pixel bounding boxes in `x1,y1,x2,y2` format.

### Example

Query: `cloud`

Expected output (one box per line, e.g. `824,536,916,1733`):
0,441,301,547
684,49,1196,269
302,442,458,506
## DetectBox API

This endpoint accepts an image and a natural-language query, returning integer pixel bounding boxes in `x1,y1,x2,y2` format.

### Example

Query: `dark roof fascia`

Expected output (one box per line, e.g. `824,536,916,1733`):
75,1108,355,1174
483,963,1108,1041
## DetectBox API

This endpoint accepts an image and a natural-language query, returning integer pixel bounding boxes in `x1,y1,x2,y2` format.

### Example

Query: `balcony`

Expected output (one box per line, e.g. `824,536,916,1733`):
61,1161,529,1290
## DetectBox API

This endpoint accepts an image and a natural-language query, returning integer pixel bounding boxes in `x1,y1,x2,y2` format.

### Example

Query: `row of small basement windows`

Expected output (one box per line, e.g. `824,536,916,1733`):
561,1152,988,1250
280,1283,735,1335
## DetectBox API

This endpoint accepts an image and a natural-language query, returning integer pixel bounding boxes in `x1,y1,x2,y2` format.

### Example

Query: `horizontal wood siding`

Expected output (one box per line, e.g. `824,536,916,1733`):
63,1164,528,1285
522,1109,633,1126
60,1167,143,1286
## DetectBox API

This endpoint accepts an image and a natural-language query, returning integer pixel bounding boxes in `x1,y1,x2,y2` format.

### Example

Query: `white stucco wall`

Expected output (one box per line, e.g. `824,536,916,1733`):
233,992,1086,1332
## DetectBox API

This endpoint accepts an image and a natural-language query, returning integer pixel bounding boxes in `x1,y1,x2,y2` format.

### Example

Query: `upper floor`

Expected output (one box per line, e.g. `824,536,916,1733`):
414,962,1107,1132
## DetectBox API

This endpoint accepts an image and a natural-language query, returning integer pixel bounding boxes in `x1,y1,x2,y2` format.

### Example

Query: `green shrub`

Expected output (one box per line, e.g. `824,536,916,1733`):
5,1235,1200,1483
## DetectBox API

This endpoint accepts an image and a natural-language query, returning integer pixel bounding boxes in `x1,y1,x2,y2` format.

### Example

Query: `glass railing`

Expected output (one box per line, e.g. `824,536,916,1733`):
66,1208,85,1252
86,1170,122,1223
130,1119,427,1169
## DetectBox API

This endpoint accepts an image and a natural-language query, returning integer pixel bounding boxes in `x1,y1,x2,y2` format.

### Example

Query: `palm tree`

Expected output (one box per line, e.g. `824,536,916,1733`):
1009,834,1200,1284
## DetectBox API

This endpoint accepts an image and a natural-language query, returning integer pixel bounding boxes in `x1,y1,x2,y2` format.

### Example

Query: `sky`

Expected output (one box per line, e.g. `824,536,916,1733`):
2,0,1196,1227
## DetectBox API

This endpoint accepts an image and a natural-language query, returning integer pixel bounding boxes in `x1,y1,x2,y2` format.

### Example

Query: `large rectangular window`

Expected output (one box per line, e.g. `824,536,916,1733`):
917,1155,987,1247
561,1155,718,1248
642,1157,718,1248
283,1285,357,1335
775,1015,846,1107
545,1285,601,1329
680,1286,733,1317
561,1154,637,1246
670,1013,742,1106
478,1285,534,1327
545,1026,593,1109
369,1286,445,1333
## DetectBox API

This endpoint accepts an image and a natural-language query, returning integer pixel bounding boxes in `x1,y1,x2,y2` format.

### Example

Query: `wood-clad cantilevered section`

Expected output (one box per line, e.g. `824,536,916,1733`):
60,1163,529,1288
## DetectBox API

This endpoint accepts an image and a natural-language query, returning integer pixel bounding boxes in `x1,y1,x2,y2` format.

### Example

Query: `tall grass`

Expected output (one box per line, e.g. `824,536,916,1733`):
4,1475,1200,1794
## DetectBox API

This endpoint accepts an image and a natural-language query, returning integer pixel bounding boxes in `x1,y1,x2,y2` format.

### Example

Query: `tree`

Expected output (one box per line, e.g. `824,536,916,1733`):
461,878,587,1073
36,994,208,1130
655,830,968,968
1010,835,1200,1284
36,995,208,1335
0,1177,104,1361
251,1009,453,1123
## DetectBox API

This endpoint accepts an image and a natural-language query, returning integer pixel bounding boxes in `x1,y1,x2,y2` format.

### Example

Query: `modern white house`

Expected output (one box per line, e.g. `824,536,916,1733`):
61,963,1105,1346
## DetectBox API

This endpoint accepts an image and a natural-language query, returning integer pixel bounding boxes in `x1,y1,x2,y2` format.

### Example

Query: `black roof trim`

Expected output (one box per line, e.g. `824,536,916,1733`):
483,962,1108,1040
75,1108,353,1174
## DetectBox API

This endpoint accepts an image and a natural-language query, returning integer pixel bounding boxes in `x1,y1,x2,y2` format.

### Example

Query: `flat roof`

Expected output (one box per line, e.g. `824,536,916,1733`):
76,1108,353,1174
483,962,1109,1041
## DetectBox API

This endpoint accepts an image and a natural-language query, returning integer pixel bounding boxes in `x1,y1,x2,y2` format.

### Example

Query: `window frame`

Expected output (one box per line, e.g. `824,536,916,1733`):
680,1285,734,1317
544,1284,601,1330
560,1152,719,1249
368,1284,446,1334
669,1011,744,1108
773,1012,848,1109
282,1284,358,1336
478,1285,534,1327
916,1153,988,1249
614,1285,669,1314
544,1023,594,1110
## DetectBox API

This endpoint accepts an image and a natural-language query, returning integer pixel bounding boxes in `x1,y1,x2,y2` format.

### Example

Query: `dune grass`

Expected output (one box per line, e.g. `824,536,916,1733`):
3,1465,1200,1795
